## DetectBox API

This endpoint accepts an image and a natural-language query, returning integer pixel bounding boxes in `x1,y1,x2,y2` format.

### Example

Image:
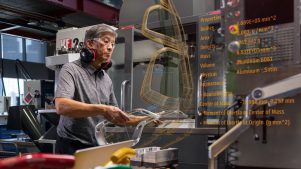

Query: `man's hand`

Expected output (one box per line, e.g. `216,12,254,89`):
104,106,130,124
123,115,163,126
151,119,163,126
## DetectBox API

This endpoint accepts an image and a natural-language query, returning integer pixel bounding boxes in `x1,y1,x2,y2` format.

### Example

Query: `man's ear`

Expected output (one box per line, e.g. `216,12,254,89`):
85,40,95,49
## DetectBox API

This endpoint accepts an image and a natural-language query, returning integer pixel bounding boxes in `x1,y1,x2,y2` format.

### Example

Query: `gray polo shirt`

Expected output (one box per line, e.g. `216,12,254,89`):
55,59,118,146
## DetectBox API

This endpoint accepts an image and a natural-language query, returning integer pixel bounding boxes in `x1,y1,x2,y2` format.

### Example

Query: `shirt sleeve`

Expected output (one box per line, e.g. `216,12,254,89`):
55,64,75,99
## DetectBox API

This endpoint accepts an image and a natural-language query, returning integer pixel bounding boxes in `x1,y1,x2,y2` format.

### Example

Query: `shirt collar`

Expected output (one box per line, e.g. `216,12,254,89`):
76,59,104,75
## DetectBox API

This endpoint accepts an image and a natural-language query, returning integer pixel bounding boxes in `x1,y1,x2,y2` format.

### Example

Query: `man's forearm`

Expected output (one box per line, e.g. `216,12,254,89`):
55,97,108,118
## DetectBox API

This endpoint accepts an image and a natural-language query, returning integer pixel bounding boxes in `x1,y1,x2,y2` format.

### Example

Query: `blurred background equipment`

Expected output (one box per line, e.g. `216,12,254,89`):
6,105,57,153
23,80,54,109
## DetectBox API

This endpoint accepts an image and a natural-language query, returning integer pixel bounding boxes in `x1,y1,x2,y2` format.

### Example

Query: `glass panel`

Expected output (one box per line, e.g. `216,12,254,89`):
2,34,23,60
150,51,180,98
140,0,194,113
3,78,24,106
26,39,46,63
147,8,178,38
145,7,183,48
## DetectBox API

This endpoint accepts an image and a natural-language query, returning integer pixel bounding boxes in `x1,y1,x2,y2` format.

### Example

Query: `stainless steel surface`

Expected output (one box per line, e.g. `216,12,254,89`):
208,95,252,169
45,53,80,70
105,118,217,169
132,147,178,167
106,127,225,135
208,121,250,159
251,73,301,100
111,40,162,65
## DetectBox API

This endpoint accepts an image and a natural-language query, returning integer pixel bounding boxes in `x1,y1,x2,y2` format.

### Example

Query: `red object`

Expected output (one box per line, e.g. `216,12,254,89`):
209,10,221,15
45,0,119,24
0,153,75,169
24,92,33,104
228,24,239,35
120,25,135,30
235,11,241,17
83,0,119,24
67,39,72,49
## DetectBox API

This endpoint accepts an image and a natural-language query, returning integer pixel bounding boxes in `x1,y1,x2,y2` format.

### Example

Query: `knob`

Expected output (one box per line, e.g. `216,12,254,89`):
253,89,263,99
229,24,239,35
228,41,241,53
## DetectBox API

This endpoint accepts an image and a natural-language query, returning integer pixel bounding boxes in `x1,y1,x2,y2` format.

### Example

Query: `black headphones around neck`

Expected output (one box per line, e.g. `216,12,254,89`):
80,48,95,63
79,48,112,70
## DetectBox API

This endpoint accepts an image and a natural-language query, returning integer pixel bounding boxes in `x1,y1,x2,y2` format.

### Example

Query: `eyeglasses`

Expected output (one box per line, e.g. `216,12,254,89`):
93,38,115,49
140,0,194,110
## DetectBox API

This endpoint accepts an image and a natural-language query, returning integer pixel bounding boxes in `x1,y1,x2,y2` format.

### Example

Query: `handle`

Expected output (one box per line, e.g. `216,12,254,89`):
197,74,207,116
121,80,130,111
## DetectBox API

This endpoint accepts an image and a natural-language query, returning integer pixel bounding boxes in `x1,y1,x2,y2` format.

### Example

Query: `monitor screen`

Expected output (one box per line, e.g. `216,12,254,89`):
244,0,294,29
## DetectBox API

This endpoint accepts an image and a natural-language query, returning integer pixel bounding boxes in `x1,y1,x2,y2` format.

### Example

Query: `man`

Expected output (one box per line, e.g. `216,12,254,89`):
55,24,146,155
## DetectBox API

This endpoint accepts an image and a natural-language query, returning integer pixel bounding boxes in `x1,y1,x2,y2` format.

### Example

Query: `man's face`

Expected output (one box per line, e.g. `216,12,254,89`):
89,32,116,65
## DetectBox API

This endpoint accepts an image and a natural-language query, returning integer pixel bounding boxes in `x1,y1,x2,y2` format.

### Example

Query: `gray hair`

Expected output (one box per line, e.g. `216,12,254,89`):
84,24,117,42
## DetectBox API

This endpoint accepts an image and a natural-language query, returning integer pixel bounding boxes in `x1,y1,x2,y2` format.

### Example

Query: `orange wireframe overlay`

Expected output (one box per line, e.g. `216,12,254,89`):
140,0,194,110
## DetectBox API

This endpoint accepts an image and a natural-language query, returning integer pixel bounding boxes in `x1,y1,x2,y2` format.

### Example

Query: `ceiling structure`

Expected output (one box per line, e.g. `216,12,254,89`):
0,0,121,41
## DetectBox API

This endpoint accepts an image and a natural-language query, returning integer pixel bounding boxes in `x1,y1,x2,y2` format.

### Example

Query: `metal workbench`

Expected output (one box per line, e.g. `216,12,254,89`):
104,119,226,169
